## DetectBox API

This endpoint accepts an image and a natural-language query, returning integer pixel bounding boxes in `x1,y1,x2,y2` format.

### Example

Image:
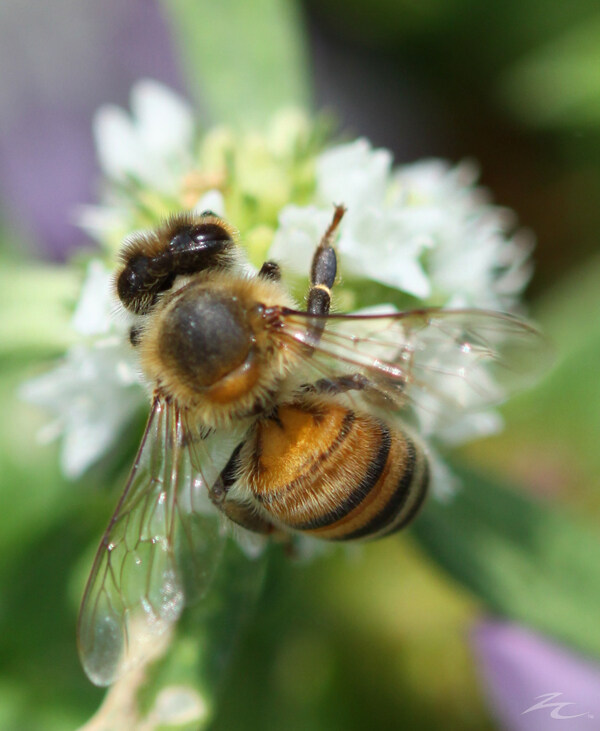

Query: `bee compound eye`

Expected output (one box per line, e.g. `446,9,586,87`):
190,222,233,246
117,254,175,312
168,227,195,254
117,256,149,309
168,223,233,254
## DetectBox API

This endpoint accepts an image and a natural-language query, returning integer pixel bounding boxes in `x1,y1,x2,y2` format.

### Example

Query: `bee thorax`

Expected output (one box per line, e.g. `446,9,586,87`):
158,288,253,389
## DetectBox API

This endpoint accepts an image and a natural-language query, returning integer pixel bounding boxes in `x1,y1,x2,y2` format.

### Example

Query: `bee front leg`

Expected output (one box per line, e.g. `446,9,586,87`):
305,205,346,342
257,261,281,281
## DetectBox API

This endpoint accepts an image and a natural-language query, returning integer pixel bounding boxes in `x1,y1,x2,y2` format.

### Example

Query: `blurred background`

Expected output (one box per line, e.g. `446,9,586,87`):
2,0,600,729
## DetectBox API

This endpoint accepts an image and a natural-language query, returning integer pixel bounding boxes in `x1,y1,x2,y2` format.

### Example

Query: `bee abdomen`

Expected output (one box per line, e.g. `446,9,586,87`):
246,402,429,541
306,426,429,541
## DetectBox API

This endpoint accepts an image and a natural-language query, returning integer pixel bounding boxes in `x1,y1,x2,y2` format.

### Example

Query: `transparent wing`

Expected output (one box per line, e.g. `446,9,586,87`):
176,415,248,607
277,307,551,418
77,396,229,686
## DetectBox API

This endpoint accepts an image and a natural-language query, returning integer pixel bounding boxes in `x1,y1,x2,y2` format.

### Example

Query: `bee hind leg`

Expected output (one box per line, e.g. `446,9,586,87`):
300,372,370,396
209,449,276,535
210,480,277,535
298,372,405,409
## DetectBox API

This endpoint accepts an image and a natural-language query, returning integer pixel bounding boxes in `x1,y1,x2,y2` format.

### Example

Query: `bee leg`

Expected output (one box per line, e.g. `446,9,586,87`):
306,204,345,319
258,261,281,281
209,447,277,535
299,372,405,408
210,481,277,535
300,373,370,396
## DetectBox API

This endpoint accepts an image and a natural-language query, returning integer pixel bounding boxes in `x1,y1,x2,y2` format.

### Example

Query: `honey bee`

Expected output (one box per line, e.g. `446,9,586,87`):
78,205,545,685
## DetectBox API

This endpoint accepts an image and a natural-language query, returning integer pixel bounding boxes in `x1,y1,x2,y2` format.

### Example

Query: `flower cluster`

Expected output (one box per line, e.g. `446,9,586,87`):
271,141,532,312
76,79,323,266
23,79,533,481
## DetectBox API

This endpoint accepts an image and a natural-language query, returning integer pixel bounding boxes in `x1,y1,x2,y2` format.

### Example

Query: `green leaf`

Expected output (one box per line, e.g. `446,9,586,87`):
498,11,600,127
0,262,79,357
498,254,600,487
411,253,600,662
412,465,600,659
121,540,269,730
160,0,312,126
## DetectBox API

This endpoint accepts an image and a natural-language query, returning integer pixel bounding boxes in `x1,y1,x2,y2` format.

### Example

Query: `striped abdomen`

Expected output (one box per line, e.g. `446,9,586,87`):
243,400,429,541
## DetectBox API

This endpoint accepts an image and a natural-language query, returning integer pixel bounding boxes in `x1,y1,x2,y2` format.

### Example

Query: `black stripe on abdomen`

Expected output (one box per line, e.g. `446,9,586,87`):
383,458,429,536
295,422,392,530
333,436,418,541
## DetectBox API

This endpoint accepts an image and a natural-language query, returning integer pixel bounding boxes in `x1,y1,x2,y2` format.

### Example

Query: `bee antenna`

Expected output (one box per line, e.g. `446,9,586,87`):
321,204,346,248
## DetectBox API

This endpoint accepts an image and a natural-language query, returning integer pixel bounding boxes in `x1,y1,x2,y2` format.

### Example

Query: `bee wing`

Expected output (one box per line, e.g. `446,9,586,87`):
278,307,550,417
175,415,249,606
77,396,228,686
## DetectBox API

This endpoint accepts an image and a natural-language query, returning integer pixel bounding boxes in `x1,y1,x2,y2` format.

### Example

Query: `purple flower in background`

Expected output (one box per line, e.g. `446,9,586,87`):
0,0,181,259
472,620,600,730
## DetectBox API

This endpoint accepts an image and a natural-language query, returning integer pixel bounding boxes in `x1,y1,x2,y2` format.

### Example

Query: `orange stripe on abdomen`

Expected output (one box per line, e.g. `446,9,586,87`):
249,404,378,523
303,430,420,540
247,401,427,539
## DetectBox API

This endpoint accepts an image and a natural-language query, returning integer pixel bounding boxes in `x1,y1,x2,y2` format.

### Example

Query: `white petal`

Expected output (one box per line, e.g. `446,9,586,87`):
60,384,144,479
193,189,226,217
20,366,71,413
428,448,461,501
74,204,128,241
435,410,504,445
381,257,431,297
269,205,334,275
342,248,431,297
131,79,194,158
61,417,115,479
316,139,392,210
93,105,143,180
71,260,114,336
22,334,146,478
335,205,433,297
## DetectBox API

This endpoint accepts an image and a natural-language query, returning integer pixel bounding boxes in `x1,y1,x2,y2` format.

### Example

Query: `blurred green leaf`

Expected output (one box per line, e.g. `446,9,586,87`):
0,262,79,357
499,253,600,484
140,541,268,729
412,254,600,660
412,465,600,659
534,253,600,348
160,0,311,126
499,12,600,127
0,367,73,560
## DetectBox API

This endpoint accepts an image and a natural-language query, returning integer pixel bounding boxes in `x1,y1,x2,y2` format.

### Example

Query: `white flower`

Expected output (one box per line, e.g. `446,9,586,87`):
270,139,531,309
191,189,225,218
317,138,392,210
77,79,198,244
94,79,195,193
27,82,535,487
270,139,431,298
269,140,534,455
391,158,533,308
21,261,145,478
